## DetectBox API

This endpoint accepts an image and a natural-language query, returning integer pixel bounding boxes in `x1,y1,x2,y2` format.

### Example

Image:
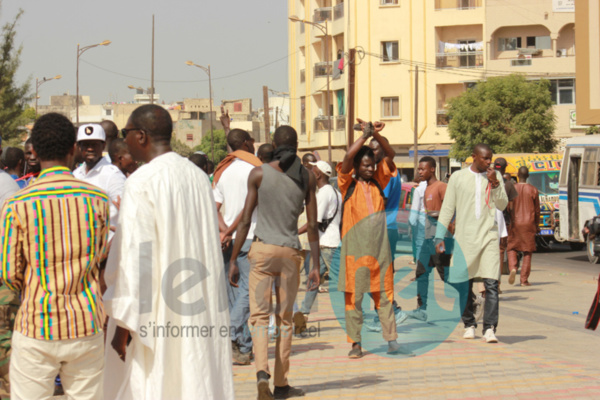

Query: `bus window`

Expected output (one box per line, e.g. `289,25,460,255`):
581,148,599,186
528,172,560,195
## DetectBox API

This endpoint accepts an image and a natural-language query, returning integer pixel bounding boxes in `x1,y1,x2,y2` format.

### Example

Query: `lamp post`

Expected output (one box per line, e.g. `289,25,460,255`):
127,85,144,103
76,40,111,124
35,75,61,117
289,15,331,164
185,61,214,163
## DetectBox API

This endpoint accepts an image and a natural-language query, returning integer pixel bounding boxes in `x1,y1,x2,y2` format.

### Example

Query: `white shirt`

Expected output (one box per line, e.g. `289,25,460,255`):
213,159,257,240
0,170,19,207
316,184,342,248
73,156,125,236
409,181,427,227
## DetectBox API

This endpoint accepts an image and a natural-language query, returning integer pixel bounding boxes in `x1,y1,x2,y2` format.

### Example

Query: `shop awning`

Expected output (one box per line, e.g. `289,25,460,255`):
408,144,451,158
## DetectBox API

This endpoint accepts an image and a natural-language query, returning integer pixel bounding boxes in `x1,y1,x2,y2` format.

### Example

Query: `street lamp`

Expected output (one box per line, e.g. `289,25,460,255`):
76,40,111,124
35,75,61,117
185,60,214,163
289,15,332,164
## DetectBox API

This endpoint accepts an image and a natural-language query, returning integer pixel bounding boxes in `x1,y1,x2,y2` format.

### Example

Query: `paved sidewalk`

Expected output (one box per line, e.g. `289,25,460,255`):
233,254,600,399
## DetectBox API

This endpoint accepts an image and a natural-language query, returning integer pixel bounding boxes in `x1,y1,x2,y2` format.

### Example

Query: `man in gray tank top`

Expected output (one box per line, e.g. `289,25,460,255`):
229,126,321,400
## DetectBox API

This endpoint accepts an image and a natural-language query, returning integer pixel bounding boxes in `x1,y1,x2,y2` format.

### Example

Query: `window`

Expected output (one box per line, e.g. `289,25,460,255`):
186,134,194,142
234,102,243,112
549,79,575,105
581,148,599,187
526,35,551,50
498,37,522,51
105,109,112,116
381,41,399,62
511,59,532,66
381,97,399,118
381,0,398,4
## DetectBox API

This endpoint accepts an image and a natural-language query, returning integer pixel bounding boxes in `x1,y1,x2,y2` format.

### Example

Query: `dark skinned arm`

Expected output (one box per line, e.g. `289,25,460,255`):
216,203,232,249
111,325,130,362
305,172,321,291
371,121,395,170
298,223,308,235
229,167,262,287
340,118,372,174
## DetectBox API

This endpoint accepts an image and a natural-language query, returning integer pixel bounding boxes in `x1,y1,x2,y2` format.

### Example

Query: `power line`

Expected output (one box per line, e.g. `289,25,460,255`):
79,51,297,84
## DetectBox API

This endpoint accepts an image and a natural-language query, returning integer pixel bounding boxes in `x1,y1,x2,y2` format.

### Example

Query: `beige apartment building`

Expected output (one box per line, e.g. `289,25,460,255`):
289,0,579,177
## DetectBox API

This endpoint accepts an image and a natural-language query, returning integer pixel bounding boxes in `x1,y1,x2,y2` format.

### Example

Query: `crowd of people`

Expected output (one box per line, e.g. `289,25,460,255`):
0,106,542,400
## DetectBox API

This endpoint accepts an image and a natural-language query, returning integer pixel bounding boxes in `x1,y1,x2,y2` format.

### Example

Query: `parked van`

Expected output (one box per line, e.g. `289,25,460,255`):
557,136,600,261
464,153,563,247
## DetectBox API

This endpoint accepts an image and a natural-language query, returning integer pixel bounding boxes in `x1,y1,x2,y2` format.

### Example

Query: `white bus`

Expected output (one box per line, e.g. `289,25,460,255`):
557,136,600,261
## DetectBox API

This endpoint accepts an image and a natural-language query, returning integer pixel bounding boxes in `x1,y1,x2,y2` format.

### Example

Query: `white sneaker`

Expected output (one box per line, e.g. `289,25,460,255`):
463,326,476,339
483,328,498,343
408,309,428,321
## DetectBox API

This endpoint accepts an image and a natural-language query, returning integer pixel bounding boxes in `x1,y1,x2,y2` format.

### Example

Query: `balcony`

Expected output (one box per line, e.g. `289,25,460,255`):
436,51,483,69
335,115,346,131
314,116,333,132
334,3,344,20
435,0,481,10
314,7,332,23
314,61,333,77
300,69,305,83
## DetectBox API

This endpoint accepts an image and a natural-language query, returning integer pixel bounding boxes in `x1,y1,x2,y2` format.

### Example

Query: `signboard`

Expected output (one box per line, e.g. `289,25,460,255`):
570,110,589,129
553,0,574,12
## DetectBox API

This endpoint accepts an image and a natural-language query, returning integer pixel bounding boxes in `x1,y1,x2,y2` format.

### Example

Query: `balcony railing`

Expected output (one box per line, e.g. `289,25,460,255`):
336,115,346,131
314,61,333,77
334,3,344,20
314,116,333,132
435,0,482,10
436,51,483,68
300,69,305,83
314,7,332,23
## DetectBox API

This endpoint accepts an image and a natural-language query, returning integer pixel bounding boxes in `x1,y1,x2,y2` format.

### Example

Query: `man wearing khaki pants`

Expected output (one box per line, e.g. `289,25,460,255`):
229,126,321,400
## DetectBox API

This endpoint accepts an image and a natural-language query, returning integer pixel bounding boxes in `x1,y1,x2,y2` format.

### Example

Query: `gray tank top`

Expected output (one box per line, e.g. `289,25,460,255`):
254,164,306,249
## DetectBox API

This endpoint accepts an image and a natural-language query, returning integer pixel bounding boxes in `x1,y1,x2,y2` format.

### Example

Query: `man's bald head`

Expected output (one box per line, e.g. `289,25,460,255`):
227,129,251,151
130,104,173,143
473,143,492,156
101,120,119,141
518,166,529,180
273,126,298,149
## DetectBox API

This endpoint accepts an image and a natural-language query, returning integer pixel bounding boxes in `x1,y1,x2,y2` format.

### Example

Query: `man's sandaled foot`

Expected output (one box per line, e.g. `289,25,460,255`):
274,385,305,399
348,342,363,359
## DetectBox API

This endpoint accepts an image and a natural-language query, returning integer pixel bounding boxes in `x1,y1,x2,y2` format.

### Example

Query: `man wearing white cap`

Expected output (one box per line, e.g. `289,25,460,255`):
73,123,126,238
299,160,342,318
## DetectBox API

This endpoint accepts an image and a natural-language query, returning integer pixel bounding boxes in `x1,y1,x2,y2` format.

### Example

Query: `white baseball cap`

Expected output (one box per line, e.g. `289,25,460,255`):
77,124,106,142
309,160,332,177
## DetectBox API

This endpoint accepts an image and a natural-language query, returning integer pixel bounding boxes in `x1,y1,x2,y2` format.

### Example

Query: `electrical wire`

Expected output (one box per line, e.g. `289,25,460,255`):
79,51,297,84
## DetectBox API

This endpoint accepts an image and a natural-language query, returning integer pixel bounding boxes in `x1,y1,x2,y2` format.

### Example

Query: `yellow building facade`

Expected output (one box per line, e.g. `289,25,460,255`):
289,0,579,175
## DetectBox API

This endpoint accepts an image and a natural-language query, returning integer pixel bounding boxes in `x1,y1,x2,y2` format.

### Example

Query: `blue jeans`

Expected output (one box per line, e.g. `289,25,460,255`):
300,247,336,314
226,239,253,353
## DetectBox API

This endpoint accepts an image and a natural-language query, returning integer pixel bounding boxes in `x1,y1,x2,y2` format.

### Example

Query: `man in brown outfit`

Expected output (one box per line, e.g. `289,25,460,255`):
507,166,540,286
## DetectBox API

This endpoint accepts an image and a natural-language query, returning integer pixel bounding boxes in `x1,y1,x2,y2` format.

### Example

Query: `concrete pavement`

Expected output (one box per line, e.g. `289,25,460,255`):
233,247,600,399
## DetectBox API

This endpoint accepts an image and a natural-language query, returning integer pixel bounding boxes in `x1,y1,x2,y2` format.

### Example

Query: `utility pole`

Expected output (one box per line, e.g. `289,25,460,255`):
151,14,155,104
263,85,270,142
413,66,419,177
347,48,356,149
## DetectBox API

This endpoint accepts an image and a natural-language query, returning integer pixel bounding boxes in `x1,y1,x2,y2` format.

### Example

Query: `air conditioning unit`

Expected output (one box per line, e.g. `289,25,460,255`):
556,48,568,58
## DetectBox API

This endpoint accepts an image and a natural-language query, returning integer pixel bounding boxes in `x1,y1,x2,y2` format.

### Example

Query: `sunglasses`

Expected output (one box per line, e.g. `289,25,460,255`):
121,128,141,138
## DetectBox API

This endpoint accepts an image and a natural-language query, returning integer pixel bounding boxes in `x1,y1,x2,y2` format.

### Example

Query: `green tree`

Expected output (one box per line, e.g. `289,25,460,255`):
170,138,193,158
0,9,31,146
193,129,228,164
585,125,600,135
447,74,557,160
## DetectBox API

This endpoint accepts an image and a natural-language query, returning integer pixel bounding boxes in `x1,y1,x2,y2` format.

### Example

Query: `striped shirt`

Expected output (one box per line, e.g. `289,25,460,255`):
0,166,109,341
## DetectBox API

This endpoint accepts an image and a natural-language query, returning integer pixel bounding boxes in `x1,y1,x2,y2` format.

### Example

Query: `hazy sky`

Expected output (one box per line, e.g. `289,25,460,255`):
2,0,289,108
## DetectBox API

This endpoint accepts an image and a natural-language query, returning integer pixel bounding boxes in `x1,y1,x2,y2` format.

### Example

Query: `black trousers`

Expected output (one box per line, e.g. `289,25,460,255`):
461,278,499,333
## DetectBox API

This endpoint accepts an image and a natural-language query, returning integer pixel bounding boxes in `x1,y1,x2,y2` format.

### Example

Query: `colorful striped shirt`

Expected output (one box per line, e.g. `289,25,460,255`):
0,166,109,341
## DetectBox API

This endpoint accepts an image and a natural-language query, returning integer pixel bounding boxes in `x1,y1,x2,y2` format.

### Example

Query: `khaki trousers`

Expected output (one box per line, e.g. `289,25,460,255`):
248,241,303,387
345,290,397,343
10,331,104,400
